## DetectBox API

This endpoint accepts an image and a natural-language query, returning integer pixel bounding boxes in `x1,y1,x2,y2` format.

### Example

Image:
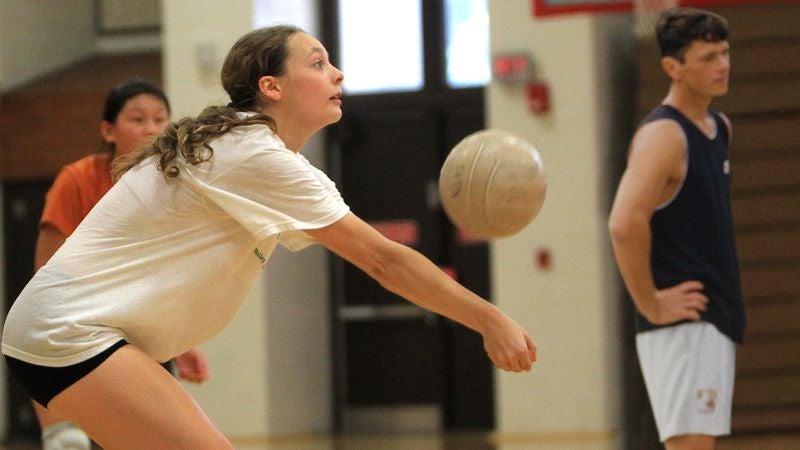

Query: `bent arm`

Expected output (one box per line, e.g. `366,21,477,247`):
306,213,536,372
608,120,684,321
34,223,67,271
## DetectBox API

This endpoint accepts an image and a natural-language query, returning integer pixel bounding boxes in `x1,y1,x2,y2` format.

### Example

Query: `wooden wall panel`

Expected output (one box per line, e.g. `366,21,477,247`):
1,91,107,180
732,192,800,228
741,303,800,339
732,408,800,433
737,228,800,262
731,157,800,192
719,2,800,41
732,115,800,155
736,374,800,407
0,52,161,181
740,265,800,300
715,79,800,115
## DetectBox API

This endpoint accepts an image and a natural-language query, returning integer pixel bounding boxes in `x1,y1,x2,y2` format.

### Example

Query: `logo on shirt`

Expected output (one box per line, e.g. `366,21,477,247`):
696,388,718,414
253,247,266,266
723,160,730,175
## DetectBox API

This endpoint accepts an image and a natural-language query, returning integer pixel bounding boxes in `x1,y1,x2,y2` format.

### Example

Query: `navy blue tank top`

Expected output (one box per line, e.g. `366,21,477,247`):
636,105,745,343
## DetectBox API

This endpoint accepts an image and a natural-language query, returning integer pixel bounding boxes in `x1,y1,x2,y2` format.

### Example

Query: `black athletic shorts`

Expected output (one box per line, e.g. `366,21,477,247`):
4,340,129,407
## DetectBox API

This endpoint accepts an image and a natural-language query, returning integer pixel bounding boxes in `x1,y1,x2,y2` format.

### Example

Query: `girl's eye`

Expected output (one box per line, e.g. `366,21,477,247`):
314,60,324,69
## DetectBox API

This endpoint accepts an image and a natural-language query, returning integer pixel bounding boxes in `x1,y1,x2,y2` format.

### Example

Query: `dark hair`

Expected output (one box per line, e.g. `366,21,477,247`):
113,25,302,181
100,79,171,153
103,78,171,123
656,7,728,61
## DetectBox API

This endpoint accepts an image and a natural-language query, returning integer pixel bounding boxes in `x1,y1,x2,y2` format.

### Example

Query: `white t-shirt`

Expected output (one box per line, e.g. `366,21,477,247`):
2,123,349,367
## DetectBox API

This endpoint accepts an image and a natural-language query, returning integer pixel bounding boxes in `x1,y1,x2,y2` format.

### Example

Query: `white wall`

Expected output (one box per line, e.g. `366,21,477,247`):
488,1,631,447
161,0,332,441
161,0,251,119
0,0,95,93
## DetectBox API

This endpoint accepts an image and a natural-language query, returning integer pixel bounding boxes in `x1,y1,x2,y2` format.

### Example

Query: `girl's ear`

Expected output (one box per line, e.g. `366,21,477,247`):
258,75,282,102
100,121,116,144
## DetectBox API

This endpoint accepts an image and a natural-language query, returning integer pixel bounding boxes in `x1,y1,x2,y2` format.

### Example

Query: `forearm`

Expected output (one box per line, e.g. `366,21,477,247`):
309,213,507,335
609,217,658,315
311,214,535,372
375,243,503,335
34,224,67,271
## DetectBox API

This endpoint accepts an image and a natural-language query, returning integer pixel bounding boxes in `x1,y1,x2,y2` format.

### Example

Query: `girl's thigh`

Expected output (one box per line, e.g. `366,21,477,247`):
49,344,232,450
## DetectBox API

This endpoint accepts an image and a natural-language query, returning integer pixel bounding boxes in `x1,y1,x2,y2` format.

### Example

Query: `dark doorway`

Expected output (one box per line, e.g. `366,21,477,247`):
2,180,53,442
321,0,494,432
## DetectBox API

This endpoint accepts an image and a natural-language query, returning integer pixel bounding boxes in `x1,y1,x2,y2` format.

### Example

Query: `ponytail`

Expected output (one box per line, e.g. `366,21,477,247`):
112,106,277,181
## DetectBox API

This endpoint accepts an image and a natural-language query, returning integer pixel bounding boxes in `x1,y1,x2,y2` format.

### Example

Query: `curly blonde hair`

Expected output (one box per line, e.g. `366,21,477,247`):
112,25,303,181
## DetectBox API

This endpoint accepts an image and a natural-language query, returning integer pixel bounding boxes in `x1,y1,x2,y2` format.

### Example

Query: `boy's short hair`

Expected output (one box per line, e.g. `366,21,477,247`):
657,7,728,61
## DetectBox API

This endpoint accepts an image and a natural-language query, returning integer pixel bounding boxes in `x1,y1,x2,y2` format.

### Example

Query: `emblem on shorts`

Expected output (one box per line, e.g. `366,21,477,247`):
696,388,717,414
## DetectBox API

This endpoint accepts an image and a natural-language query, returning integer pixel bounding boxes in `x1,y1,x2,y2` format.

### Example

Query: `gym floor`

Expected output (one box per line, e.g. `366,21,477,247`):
236,432,800,449
4,430,800,449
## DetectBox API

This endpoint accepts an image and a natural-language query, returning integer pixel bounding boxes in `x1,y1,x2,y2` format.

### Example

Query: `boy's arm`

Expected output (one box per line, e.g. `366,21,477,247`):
608,119,708,324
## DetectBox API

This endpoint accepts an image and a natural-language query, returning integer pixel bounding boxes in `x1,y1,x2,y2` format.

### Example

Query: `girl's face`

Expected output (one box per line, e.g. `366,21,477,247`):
274,32,344,129
100,93,170,156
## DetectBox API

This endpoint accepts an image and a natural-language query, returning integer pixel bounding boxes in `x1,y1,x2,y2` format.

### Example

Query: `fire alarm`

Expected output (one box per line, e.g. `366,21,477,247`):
526,82,550,114
535,246,552,270
492,52,533,83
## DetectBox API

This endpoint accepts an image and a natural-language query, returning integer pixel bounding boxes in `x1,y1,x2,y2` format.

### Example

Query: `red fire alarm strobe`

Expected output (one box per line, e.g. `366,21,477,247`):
526,81,550,114
492,52,550,115
492,53,532,83
535,246,552,271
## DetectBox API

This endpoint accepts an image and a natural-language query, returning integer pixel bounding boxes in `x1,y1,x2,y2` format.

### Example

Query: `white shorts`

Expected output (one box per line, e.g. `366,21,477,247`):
636,321,736,442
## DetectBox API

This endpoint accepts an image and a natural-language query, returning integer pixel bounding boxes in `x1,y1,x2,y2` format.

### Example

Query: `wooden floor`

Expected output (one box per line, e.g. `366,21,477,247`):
4,431,800,449
234,432,800,450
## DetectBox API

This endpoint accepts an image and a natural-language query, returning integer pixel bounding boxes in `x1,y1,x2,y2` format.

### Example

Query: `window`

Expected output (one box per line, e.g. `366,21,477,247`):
338,0,424,94
445,0,490,88
254,0,318,35
335,0,489,94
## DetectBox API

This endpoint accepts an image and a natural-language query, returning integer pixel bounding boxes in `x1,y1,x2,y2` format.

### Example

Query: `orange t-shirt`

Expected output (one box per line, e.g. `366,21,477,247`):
40,153,114,237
